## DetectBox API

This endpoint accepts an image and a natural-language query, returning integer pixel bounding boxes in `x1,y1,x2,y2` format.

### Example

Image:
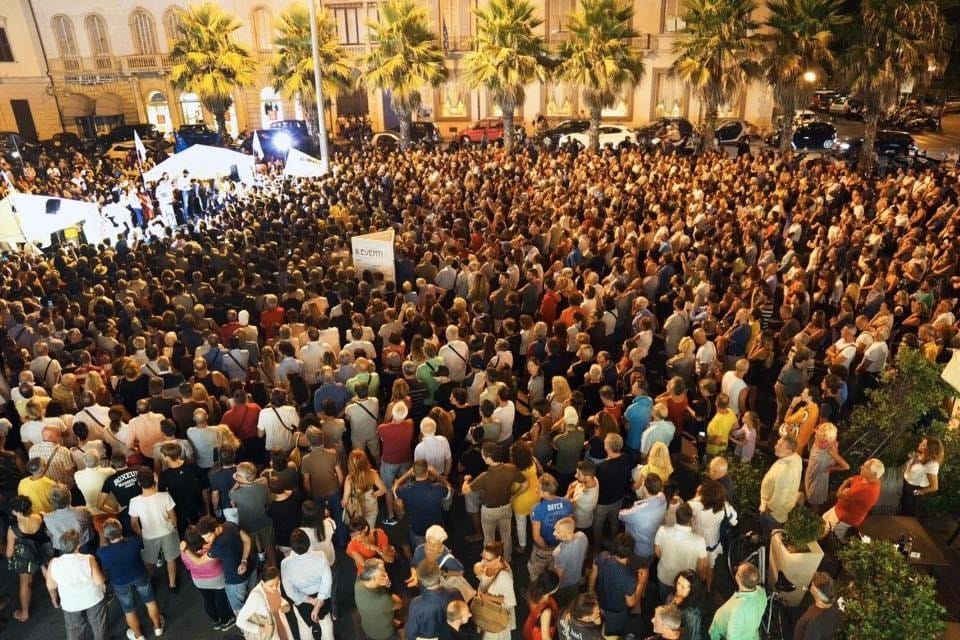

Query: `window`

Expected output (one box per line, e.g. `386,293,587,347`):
332,6,364,44
437,0,472,51
251,6,273,51
546,0,576,39
180,92,203,124
130,9,159,55
163,9,184,48
85,14,110,56
437,79,468,118
0,27,13,62
52,15,79,58
544,82,577,117
662,0,686,33
260,87,283,127
653,71,687,118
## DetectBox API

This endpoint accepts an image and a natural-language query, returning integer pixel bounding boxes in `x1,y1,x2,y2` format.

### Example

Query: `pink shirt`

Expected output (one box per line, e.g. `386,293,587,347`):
180,551,224,582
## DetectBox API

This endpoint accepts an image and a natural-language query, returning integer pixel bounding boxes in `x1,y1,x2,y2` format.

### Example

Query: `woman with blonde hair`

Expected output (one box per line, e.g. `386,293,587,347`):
191,383,222,424
804,422,849,513
384,378,411,421
633,441,674,492
258,345,279,389
666,337,697,387
342,449,387,529
547,377,572,423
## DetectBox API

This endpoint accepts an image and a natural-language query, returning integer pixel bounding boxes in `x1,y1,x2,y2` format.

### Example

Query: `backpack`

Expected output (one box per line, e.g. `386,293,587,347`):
709,506,734,553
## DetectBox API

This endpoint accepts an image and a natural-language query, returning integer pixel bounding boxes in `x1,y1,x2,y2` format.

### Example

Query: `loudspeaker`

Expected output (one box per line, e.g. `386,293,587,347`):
45,198,61,214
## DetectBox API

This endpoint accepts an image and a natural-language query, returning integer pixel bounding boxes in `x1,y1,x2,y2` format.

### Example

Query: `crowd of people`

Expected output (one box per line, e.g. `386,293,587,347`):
0,129,956,640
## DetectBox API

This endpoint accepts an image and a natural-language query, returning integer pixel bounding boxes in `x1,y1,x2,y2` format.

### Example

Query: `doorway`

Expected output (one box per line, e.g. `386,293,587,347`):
10,100,38,142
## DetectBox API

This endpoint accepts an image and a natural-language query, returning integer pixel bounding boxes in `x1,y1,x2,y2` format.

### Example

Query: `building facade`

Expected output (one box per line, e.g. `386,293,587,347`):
12,0,774,141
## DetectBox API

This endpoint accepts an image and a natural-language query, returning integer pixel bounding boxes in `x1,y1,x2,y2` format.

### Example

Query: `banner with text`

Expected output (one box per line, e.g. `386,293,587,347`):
351,229,396,282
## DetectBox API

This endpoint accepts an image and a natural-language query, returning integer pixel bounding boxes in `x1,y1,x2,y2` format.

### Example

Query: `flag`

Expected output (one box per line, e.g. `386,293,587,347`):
1,170,16,193
252,131,264,160
442,19,449,54
133,129,147,164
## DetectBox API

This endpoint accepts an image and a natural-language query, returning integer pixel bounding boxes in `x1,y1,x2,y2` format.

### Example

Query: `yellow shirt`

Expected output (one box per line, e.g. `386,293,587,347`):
707,410,738,456
512,464,540,516
18,476,57,513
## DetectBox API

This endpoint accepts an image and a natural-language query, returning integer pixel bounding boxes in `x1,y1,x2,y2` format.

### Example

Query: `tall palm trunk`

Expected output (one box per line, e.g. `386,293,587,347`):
397,109,412,152
301,94,322,148
500,96,517,150
702,99,719,152
588,105,602,151
779,112,794,155
858,112,879,171
214,111,228,136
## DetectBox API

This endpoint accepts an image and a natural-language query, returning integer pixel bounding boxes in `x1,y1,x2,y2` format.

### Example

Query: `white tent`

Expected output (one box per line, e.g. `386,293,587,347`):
0,193,101,248
283,148,328,178
142,144,255,184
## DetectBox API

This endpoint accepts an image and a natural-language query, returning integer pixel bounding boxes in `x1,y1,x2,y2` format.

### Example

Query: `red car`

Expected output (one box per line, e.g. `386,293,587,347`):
458,117,525,144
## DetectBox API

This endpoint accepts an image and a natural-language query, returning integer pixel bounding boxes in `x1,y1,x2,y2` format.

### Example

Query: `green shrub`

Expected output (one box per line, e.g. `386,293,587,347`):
782,505,823,551
838,538,945,640
923,420,960,518
725,457,766,521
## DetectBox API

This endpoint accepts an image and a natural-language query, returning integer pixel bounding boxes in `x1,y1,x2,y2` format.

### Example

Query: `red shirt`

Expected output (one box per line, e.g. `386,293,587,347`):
377,419,413,464
835,475,881,526
219,321,241,344
539,290,560,325
222,402,261,441
347,528,389,573
259,307,285,337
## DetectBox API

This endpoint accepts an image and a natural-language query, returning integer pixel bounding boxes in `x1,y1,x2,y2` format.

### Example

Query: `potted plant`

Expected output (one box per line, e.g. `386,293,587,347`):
838,538,945,639
768,506,825,606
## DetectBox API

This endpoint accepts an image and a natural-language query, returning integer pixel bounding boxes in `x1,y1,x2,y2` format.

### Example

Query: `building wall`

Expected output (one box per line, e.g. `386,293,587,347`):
22,0,773,140
0,0,64,139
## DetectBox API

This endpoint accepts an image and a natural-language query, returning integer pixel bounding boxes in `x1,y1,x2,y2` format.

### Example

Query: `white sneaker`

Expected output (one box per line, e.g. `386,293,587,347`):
154,616,165,637
127,630,145,640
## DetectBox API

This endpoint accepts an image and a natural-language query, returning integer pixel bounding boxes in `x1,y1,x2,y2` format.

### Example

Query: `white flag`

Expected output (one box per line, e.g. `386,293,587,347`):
1,169,16,193
252,131,264,160
133,129,147,163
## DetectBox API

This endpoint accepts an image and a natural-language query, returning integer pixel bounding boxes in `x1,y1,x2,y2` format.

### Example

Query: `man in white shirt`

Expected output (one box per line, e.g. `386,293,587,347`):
257,390,300,454
826,325,858,371
343,327,377,361
281,529,334,640
759,436,803,536
29,342,61,390
155,174,176,229
693,328,716,377
654,502,708,601
720,359,750,417
344,383,381,464
128,469,179,591
491,387,516,444
45,529,109,640
74,452,115,514
438,325,469,383
298,328,331,387
413,417,452,477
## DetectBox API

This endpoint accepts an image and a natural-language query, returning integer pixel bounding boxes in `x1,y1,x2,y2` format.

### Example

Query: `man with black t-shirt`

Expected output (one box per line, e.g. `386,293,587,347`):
158,442,204,537
198,516,257,615
558,592,604,640
793,572,841,640
593,434,632,545
458,425,488,542
99,452,143,534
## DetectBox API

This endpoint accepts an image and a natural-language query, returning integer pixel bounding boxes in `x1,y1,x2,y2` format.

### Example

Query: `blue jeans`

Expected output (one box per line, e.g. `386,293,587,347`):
115,574,156,614
317,492,345,545
225,571,257,612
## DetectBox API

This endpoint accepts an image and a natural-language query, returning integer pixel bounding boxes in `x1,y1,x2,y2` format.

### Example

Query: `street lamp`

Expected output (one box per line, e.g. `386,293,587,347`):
803,70,817,84
307,0,330,175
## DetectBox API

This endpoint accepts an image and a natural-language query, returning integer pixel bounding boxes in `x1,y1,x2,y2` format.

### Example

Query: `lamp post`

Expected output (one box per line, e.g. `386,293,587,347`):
803,70,817,84
308,0,330,174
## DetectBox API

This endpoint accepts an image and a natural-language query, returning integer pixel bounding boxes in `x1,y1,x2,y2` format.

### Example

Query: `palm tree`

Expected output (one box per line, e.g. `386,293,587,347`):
557,0,645,150
360,0,447,151
169,3,256,135
843,0,949,170
762,0,847,154
271,2,353,146
671,0,762,151
464,0,549,150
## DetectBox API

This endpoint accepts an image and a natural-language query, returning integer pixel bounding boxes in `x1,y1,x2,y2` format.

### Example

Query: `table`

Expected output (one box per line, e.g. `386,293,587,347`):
858,515,951,570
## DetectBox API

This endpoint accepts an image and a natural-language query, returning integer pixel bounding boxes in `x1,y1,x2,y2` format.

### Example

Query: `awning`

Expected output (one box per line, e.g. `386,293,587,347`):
60,94,94,118
95,94,124,117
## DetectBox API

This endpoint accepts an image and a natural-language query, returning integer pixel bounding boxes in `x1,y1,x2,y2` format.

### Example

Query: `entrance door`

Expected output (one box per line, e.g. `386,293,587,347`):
10,100,39,142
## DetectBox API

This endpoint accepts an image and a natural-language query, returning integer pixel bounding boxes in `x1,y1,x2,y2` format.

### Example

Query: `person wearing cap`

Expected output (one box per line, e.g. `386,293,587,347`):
377,402,414,526
793,571,841,640
551,406,585,494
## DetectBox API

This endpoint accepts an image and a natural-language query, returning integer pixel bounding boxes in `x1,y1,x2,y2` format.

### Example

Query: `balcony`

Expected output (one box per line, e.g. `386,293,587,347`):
123,54,169,73
340,43,368,57
62,57,82,72
94,56,114,71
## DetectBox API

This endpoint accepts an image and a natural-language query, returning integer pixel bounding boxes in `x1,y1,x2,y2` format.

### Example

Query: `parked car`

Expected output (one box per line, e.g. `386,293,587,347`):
766,121,837,150
558,124,637,149
458,118,525,145
371,122,442,148
944,95,960,114
880,105,941,131
634,117,698,148
95,124,162,152
846,98,867,120
174,124,221,151
809,90,838,111
0,131,40,164
828,96,851,116
101,140,170,162
40,132,86,153
540,119,590,147
793,110,819,126
714,119,755,145
836,130,918,159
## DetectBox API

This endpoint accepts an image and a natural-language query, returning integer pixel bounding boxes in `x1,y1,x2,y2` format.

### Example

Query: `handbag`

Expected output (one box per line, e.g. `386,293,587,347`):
242,612,274,640
470,595,510,633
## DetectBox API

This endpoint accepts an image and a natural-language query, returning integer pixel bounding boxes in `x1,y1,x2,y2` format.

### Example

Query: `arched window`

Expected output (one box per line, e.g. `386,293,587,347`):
130,9,159,55
251,6,273,51
163,8,184,48
180,92,203,124
52,15,79,58
85,14,110,56
146,91,172,133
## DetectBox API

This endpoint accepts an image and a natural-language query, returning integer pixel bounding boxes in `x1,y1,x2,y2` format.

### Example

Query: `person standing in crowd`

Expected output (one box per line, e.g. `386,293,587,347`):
355,559,402,640
900,436,944,516
823,458,884,541
473,541,517,640
394,459,453,548
654,502,709,601
793,572,841,640
46,529,109,640
301,426,346,544
558,593,603,640
281,529,334,639
528,473,574,581
645,604,684,640
759,436,802,536
620,473,667,591
378,402,415,525
128,468,179,593
230,461,276,567
197,515,257,616
589,532,644,638
406,559,464,640
237,565,310,639
551,517,588,609
96,518,165,640
592,434,632,547
709,563,765,640
463,443,528,563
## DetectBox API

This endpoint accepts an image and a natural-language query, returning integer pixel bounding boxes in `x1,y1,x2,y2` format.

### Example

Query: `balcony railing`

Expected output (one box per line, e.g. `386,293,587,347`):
62,57,82,72
94,56,114,71
124,54,164,72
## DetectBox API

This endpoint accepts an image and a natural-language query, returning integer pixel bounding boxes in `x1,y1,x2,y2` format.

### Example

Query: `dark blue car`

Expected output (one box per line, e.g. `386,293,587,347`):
174,124,221,152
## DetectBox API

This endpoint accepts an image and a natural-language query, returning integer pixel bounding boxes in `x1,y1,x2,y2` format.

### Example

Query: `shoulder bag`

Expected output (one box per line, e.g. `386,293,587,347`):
469,570,510,633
